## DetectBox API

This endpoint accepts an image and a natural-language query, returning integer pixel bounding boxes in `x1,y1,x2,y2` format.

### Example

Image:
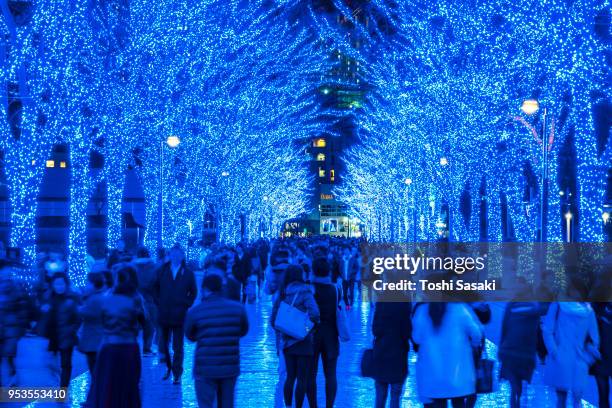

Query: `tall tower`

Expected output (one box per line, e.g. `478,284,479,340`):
305,0,367,237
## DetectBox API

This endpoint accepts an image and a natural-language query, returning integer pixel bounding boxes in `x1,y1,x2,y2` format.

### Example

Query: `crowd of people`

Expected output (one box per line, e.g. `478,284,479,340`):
0,237,609,408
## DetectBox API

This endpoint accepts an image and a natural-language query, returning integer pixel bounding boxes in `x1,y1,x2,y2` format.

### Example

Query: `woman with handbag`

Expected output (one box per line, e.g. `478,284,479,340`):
542,301,599,408
271,265,320,408
370,296,412,408
309,257,346,408
412,302,483,408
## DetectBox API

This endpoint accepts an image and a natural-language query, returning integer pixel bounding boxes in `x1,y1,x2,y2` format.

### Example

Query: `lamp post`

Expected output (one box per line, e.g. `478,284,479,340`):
520,99,554,242
603,205,611,242
157,135,180,249
404,177,417,242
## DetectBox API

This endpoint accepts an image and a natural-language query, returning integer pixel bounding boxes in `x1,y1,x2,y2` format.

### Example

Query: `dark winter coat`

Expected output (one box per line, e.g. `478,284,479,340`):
371,301,412,384
256,243,269,271
0,278,28,356
154,262,197,327
271,281,320,355
185,294,249,379
101,293,145,344
77,288,107,353
264,262,289,295
38,292,80,351
312,280,340,359
133,257,157,304
592,302,612,376
232,254,252,284
498,302,543,382
225,276,242,302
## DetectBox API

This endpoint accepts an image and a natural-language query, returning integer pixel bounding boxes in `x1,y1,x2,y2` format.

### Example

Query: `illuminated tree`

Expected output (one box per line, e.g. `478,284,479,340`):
338,0,610,243
128,0,326,249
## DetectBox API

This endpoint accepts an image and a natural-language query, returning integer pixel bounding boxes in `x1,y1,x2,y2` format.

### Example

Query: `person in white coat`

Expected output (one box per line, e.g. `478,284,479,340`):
542,301,599,408
412,302,483,408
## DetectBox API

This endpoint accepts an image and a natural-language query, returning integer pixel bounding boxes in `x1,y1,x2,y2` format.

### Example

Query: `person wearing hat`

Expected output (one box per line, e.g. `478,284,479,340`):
185,274,249,408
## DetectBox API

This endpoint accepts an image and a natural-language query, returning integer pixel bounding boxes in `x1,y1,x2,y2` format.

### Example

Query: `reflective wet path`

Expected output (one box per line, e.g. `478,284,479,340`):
25,300,600,407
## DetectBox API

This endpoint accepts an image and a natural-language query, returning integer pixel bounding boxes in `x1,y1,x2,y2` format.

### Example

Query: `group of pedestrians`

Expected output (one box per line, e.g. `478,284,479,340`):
0,237,610,408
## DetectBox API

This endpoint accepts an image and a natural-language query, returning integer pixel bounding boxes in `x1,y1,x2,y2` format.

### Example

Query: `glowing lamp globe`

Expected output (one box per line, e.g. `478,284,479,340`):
521,99,540,115
166,135,180,148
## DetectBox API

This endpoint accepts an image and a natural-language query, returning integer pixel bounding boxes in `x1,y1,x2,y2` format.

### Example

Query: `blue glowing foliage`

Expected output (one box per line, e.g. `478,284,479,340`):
2,0,335,280
336,0,610,243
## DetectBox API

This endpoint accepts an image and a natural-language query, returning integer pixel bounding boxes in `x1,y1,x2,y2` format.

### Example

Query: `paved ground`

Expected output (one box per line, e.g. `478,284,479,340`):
9,298,602,407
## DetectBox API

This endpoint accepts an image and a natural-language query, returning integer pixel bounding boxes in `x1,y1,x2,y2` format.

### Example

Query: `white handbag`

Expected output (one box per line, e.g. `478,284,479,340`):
274,292,314,340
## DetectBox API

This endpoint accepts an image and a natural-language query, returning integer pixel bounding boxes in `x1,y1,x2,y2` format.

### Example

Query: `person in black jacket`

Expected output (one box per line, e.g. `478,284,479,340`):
77,272,107,404
185,274,249,408
371,298,412,408
231,244,252,304
0,260,28,387
498,302,543,408
38,273,80,388
309,257,341,408
133,247,158,356
154,244,197,384
593,302,612,408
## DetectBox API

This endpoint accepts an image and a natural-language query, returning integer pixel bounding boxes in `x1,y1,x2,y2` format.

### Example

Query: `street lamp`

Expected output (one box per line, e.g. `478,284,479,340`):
520,98,553,242
404,178,417,242
158,135,180,249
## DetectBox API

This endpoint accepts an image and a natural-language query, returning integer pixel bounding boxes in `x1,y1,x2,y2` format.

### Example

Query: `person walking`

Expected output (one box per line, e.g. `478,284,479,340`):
90,265,145,408
348,246,361,306
185,274,249,408
77,272,107,403
271,265,320,408
542,301,599,408
133,247,158,356
412,303,483,408
339,248,352,309
593,302,612,408
498,302,543,408
38,273,80,388
232,244,251,304
309,257,341,408
370,298,412,408
154,244,197,384
0,260,28,387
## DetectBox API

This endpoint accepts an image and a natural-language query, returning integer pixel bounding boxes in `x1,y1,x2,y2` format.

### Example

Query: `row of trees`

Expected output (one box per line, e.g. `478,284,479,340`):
0,0,336,283
336,0,611,243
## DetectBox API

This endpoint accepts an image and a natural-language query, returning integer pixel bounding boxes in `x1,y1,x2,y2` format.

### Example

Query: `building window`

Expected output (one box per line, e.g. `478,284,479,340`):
313,138,326,148
60,161,67,168
316,153,325,161
46,160,55,168
318,167,325,178
330,169,335,182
